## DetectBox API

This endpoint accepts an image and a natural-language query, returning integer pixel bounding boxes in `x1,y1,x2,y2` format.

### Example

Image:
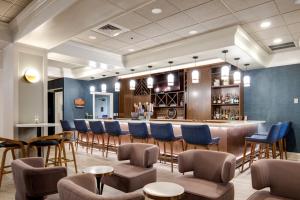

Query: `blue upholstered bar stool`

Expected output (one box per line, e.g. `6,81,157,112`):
277,122,290,159
181,125,220,151
104,121,128,158
241,124,281,171
89,121,106,156
128,122,150,143
74,120,91,152
150,123,184,172
60,120,76,138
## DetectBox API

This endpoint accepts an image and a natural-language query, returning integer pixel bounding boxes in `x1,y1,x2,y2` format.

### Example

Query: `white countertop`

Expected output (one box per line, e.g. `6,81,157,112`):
15,123,59,128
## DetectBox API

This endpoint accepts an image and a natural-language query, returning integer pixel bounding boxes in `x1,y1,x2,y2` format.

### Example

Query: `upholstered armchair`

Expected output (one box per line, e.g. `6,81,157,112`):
248,159,300,200
58,173,144,200
174,150,236,200
11,157,67,200
102,143,159,192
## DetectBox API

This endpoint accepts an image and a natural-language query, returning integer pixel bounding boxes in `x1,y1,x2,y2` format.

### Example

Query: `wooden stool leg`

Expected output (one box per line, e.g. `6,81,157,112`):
106,136,110,158
272,143,277,159
278,140,283,159
284,138,288,160
62,143,67,167
86,134,89,153
57,144,62,166
45,146,51,167
265,144,270,158
163,142,166,164
11,149,16,160
170,141,174,173
101,135,105,157
0,148,9,187
70,142,78,173
258,144,262,159
241,141,247,172
91,133,95,154
76,132,80,151
181,140,185,151
156,141,161,163
216,144,220,151
249,143,255,168
185,143,188,151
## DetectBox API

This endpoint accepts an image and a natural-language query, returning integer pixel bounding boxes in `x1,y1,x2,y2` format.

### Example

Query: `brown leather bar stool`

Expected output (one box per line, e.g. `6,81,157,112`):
27,135,62,167
57,132,78,173
0,137,26,187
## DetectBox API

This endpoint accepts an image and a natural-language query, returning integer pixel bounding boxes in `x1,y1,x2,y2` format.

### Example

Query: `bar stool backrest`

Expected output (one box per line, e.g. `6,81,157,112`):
104,121,122,136
60,120,72,131
128,122,149,138
266,124,281,143
181,125,212,145
277,121,290,140
89,121,105,135
150,123,175,141
74,120,88,133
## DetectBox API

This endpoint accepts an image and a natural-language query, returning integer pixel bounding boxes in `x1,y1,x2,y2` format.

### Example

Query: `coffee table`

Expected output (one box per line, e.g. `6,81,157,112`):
82,165,114,194
143,182,184,200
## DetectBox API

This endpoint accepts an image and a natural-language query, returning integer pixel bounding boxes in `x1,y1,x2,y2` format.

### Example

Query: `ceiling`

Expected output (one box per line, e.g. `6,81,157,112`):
72,0,300,55
0,0,32,23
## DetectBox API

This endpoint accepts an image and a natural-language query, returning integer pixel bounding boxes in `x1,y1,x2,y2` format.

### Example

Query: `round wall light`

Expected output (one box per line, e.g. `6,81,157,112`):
24,68,40,83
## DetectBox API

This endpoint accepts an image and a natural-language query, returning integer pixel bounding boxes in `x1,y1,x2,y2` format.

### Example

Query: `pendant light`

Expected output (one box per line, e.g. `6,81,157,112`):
129,69,136,90
191,56,199,83
114,72,120,92
89,85,95,93
221,50,230,80
147,65,154,88
167,61,174,86
243,64,251,87
101,75,107,93
233,57,241,84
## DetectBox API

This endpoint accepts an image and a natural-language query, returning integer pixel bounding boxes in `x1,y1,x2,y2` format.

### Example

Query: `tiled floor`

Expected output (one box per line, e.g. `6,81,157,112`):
0,146,299,200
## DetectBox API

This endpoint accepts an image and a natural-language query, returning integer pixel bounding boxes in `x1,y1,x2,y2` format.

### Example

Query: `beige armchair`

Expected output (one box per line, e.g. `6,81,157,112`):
102,143,159,192
11,157,67,200
248,159,300,200
58,173,144,200
174,150,236,200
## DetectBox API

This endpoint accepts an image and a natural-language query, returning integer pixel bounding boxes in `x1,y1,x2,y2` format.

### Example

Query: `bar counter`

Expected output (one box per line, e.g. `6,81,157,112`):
82,119,264,164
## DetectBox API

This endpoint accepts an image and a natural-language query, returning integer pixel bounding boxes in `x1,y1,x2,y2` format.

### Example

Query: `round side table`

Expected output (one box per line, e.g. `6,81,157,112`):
143,182,184,200
82,165,114,194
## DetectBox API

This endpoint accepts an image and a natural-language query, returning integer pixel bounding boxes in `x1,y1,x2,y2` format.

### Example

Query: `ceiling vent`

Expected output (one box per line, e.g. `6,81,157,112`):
93,23,129,37
269,42,296,51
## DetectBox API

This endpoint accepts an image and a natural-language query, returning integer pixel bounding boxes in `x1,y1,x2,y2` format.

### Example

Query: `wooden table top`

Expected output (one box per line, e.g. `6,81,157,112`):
82,165,114,175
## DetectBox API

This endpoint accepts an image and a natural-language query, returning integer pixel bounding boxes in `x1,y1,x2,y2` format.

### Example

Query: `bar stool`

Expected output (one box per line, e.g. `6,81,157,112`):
181,125,220,151
57,132,78,173
276,122,290,159
89,121,106,156
27,135,62,167
60,120,76,138
74,120,90,152
0,137,26,187
128,122,150,143
150,123,184,172
104,121,128,158
241,124,281,171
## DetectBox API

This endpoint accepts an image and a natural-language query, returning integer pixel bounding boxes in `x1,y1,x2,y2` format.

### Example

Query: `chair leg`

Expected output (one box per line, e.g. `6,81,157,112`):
11,149,16,160
271,143,277,159
258,144,262,159
91,133,95,154
181,140,184,151
241,141,247,172
45,146,51,167
170,141,174,173
70,142,78,173
278,140,283,159
101,135,105,157
216,144,220,151
61,143,67,167
76,132,80,151
248,143,255,169
156,140,161,163
185,143,188,151
106,136,110,158
283,138,288,160
0,148,9,187
86,134,89,153
163,142,166,164
265,144,270,158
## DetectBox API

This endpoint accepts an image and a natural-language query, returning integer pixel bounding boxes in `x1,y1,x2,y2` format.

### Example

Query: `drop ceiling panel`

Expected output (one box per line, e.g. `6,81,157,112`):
288,22,300,33
202,14,239,31
152,32,181,43
157,12,197,31
274,0,300,13
0,0,32,23
135,39,159,49
100,38,128,49
134,23,169,37
174,23,207,37
167,0,211,11
135,0,180,21
235,1,279,23
222,0,270,12
242,15,286,33
0,1,11,14
112,12,151,30
109,0,151,10
184,0,231,23
76,30,110,42
254,26,291,40
71,38,115,52
260,35,294,46
114,31,147,44
283,10,300,24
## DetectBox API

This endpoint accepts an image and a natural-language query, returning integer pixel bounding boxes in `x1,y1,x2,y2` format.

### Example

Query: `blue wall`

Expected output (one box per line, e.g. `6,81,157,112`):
244,64,300,152
62,77,119,122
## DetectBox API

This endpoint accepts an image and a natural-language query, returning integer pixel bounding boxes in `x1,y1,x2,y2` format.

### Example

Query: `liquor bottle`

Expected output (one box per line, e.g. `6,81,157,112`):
230,94,234,104
212,96,216,104
216,109,220,119
217,95,221,104
225,110,229,120
221,95,225,104
236,95,239,104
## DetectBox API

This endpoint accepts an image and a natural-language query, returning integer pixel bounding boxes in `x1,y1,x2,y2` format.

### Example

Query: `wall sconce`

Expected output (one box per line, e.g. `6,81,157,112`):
24,68,40,83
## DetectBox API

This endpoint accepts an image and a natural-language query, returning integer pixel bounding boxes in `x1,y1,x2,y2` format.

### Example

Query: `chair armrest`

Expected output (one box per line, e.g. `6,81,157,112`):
20,157,44,168
117,144,132,161
102,192,144,200
178,150,195,173
144,146,159,167
251,160,270,190
221,154,236,183
24,166,67,196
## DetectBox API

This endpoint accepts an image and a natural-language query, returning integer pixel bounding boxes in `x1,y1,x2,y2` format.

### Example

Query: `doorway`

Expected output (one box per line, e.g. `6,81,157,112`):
92,92,113,119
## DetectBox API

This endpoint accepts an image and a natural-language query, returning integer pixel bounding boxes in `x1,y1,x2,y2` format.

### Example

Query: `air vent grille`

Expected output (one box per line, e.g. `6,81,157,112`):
93,23,129,37
98,24,121,31
269,42,296,51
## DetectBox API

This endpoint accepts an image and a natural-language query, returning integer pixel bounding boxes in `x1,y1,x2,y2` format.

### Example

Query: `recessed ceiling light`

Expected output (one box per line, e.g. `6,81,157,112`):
152,8,162,14
128,49,135,52
88,35,97,40
260,21,271,29
273,38,282,44
189,30,198,35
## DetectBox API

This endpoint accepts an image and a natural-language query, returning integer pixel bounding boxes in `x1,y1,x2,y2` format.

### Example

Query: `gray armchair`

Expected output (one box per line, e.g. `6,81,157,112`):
174,150,236,200
102,143,159,192
248,159,300,200
11,157,67,200
58,173,144,200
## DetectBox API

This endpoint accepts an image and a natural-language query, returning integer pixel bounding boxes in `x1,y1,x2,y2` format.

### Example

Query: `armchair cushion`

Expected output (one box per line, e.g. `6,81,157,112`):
117,143,159,168
247,191,291,200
